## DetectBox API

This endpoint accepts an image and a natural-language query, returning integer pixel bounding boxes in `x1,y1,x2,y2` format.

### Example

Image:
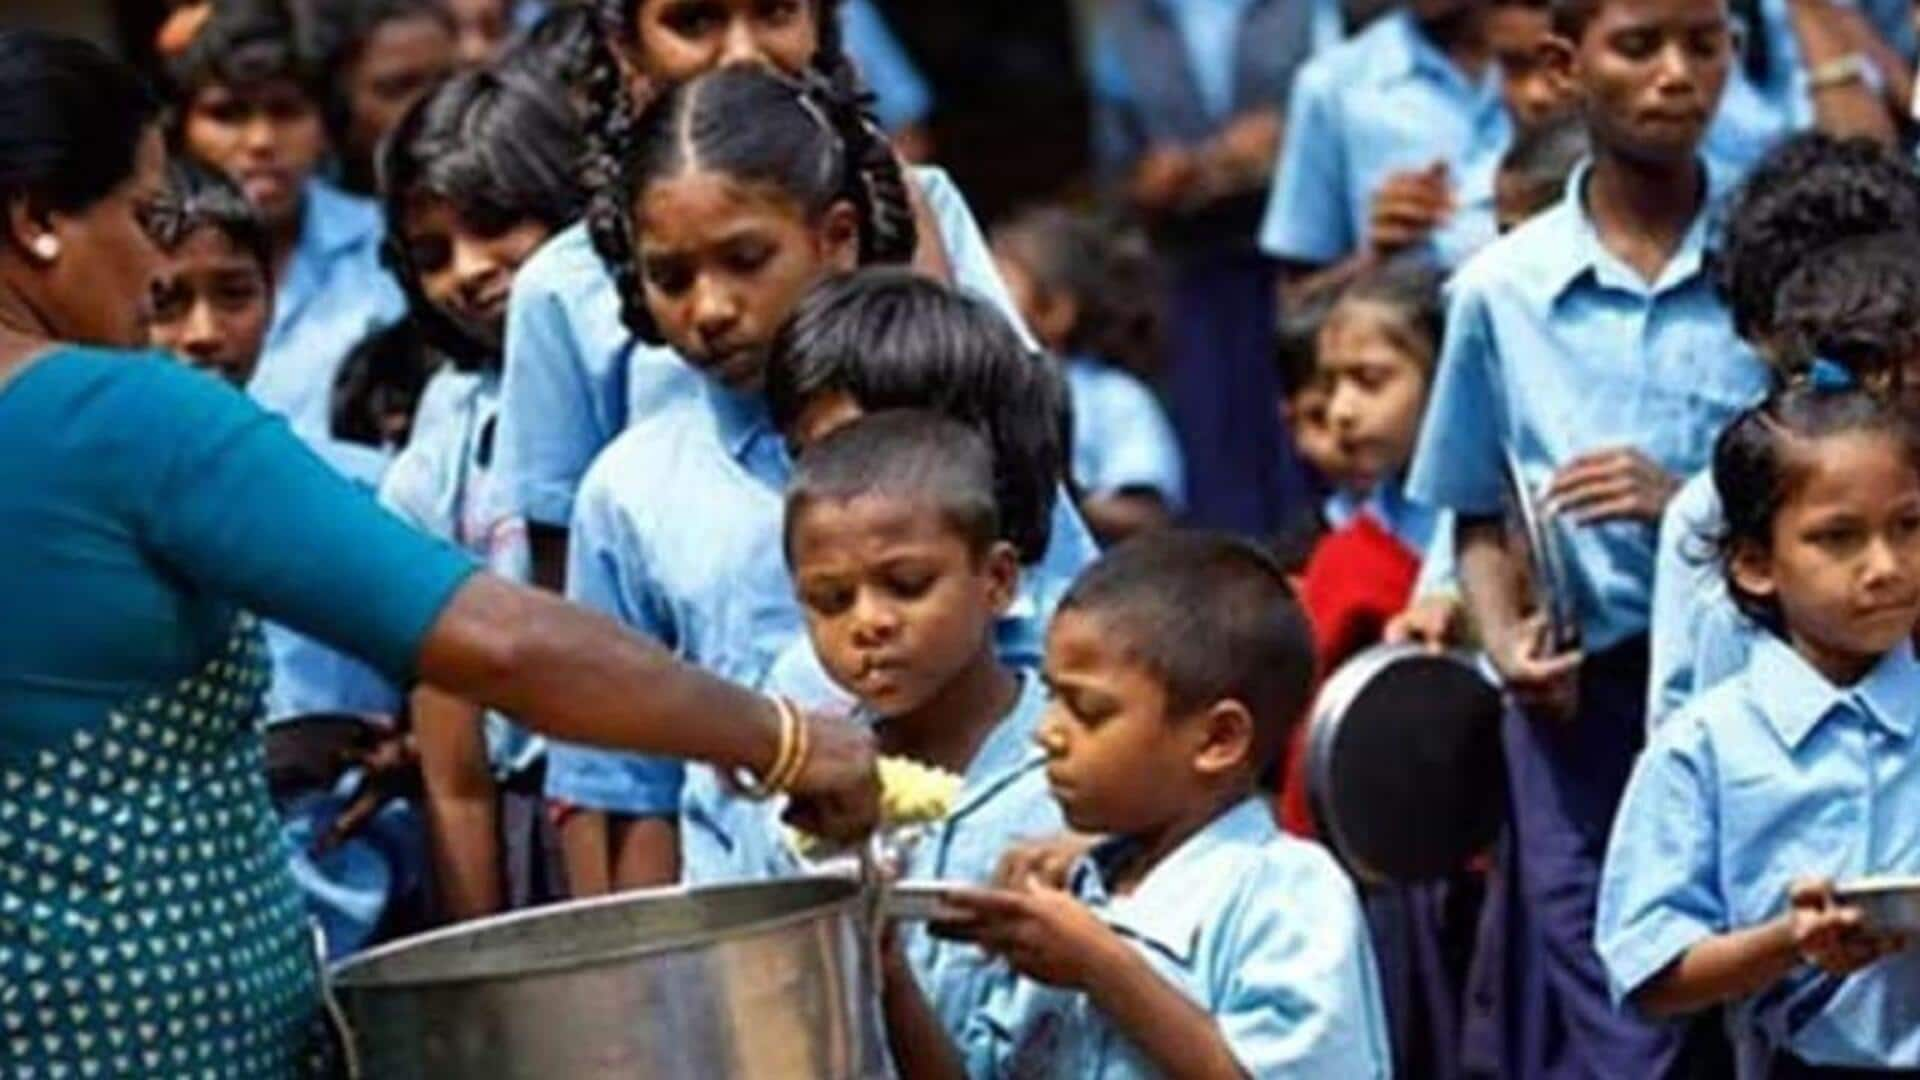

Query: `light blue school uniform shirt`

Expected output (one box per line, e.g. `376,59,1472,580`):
544,381,800,815
1258,10,1510,270
1163,0,1260,120
683,671,1066,1032
757,492,1102,712
496,166,1033,531
1066,357,1186,511
1407,162,1768,651
378,371,543,776
960,798,1393,1078
841,0,933,133
1597,637,1920,1068
1647,469,1756,728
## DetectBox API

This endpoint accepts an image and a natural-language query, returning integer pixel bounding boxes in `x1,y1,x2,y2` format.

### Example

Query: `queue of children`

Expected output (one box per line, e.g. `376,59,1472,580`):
68,0,1920,1073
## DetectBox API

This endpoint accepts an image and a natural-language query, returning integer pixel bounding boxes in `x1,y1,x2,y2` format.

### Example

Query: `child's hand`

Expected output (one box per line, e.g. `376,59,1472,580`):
1789,878,1910,975
1546,448,1680,525
1490,612,1582,721
1385,595,1467,653
1367,162,1454,256
992,833,1099,890
932,878,1124,991
1132,147,1201,213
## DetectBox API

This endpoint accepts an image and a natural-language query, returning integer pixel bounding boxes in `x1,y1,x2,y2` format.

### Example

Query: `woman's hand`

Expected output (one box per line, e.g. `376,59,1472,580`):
779,712,882,847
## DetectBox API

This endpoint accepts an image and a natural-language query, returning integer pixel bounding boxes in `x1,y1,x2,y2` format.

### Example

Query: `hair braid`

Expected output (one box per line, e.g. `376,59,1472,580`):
575,22,657,341
799,68,917,265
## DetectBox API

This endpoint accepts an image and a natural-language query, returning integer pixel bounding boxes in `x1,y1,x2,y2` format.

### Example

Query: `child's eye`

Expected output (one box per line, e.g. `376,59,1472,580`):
1685,28,1728,59
887,574,934,600
408,237,452,273
662,1,725,37
643,257,693,296
757,0,803,24
1610,30,1658,58
149,281,189,322
213,279,265,311
802,586,853,616
722,243,774,276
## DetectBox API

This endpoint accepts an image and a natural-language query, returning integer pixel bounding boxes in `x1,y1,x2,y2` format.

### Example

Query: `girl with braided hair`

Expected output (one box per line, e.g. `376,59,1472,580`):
493,0,1039,595
540,64,922,895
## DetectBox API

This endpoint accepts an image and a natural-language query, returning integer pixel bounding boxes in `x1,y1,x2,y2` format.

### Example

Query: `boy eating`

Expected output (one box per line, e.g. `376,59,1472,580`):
887,531,1392,1078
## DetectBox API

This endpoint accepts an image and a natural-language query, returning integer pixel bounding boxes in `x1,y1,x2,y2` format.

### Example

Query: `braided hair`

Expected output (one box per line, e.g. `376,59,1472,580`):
586,64,916,343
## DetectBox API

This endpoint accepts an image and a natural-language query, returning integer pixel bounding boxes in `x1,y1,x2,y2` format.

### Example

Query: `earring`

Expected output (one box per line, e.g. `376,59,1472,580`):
30,235,59,261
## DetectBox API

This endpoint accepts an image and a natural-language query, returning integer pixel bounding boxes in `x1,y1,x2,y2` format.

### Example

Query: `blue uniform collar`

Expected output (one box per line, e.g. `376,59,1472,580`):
699,379,781,465
270,179,385,345
1072,797,1278,965
1534,158,1724,304
1748,635,1919,750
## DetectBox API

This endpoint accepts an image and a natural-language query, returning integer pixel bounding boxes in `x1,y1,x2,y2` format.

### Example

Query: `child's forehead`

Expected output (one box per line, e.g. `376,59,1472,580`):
789,491,966,551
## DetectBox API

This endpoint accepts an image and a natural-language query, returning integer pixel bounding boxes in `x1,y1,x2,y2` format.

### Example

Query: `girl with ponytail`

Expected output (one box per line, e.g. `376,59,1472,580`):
493,0,1035,593
540,64,920,895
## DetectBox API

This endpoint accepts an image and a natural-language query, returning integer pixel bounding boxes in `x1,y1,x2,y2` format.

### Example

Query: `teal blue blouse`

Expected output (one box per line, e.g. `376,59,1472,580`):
0,347,477,754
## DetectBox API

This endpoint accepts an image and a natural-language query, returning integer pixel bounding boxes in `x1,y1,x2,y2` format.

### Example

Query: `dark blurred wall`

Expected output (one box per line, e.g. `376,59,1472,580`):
875,0,1091,226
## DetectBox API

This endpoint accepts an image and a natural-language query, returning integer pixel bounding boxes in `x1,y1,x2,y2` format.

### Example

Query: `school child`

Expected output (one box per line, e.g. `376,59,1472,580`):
990,207,1184,543
1598,385,1920,1074
1650,235,1920,739
1647,135,1920,727
308,0,457,197
1259,0,1513,291
761,268,1101,681
1087,0,1320,536
439,0,516,68
683,412,1069,1039
882,530,1394,1079
543,66,919,896
1267,296,1361,580
374,68,585,920
163,0,408,447
495,0,1032,590
1494,111,1590,232
1405,0,1770,1069
147,156,274,388
1490,0,1580,134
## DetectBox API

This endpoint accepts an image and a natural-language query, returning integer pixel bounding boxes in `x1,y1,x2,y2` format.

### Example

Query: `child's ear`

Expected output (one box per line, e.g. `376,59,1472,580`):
819,202,863,273
982,540,1022,617
1539,33,1579,102
1729,541,1779,608
1192,699,1257,781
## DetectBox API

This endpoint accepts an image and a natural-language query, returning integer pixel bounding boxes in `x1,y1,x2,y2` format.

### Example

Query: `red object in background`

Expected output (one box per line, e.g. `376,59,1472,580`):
1279,513,1421,837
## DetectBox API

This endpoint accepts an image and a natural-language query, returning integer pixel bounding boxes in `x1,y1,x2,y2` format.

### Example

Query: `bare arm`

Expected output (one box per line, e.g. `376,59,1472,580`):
1788,0,1900,145
1080,937,1251,1080
880,937,969,1080
1458,516,1583,717
415,574,879,842
1636,917,1800,1017
413,684,504,921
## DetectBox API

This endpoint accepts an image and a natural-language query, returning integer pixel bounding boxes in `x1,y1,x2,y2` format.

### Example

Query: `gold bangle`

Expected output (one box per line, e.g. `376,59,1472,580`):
766,696,810,795
737,696,798,801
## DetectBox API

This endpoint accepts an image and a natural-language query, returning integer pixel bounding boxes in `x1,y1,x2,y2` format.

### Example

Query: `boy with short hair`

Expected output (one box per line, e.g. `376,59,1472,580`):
681,410,1067,1035
886,530,1392,1079
1406,0,1768,1070
147,156,274,389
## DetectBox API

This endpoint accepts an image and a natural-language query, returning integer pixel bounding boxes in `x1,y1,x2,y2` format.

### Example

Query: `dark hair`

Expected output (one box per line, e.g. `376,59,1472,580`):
331,318,436,450
786,409,1000,562
767,269,1063,565
1059,530,1316,776
498,2,601,92
1711,387,1920,633
156,155,272,276
579,19,910,342
1327,257,1446,374
990,206,1163,379
1714,135,1920,344
307,0,454,142
1499,113,1588,209
1276,292,1333,401
0,31,161,219
378,68,584,367
160,0,321,106
1770,233,1920,392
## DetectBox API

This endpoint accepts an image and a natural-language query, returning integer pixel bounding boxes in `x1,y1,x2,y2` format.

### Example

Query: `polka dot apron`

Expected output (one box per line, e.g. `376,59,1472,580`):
0,617,332,1078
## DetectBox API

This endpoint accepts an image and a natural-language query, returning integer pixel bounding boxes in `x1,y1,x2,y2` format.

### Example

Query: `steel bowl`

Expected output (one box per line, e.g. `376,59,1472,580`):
327,877,891,1079
1836,876,1920,936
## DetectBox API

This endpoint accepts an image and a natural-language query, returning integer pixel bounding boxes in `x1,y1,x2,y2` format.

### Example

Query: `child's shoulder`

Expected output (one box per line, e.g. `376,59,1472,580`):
511,220,608,306
572,401,712,520
1297,12,1410,91
1447,198,1582,301
1645,669,1770,769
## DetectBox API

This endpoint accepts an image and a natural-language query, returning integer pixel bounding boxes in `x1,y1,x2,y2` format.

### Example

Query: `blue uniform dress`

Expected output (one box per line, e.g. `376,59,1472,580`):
245,180,410,728
0,349,474,1077
1092,0,1317,536
1406,160,1768,1077
1064,356,1186,513
543,382,799,816
683,671,1066,1036
1259,9,1511,272
959,798,1393,1078
840,0,933,134
1646,469,1756,730
495,166,1030,533
1598,637,1920,1071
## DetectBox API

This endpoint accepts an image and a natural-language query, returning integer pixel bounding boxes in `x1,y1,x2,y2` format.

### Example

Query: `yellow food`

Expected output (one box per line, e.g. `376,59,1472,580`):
789,755,963,858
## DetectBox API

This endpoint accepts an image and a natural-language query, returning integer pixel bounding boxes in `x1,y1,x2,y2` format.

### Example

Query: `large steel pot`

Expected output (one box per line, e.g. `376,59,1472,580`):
327,877,891,1079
